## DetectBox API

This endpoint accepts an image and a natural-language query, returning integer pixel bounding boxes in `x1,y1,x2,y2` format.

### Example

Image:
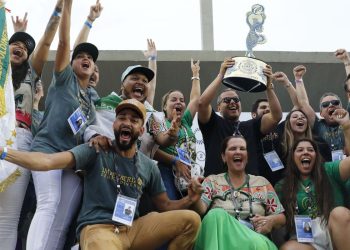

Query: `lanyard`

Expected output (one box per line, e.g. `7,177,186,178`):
78,87,92,120
326,125,344,151
232,121,241,136
295,181,317,219
113,151,142,200
225,173,253,219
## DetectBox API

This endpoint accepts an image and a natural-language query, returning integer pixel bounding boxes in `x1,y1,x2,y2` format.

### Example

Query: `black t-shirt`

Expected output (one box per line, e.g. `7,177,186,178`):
198,109,262,177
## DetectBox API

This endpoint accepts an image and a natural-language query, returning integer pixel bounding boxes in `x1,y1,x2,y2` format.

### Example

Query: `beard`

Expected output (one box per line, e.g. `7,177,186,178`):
114,130,139,151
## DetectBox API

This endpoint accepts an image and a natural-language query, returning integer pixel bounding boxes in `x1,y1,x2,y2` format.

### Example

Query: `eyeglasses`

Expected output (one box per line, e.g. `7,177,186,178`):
321,99,340,108
221,96,240,104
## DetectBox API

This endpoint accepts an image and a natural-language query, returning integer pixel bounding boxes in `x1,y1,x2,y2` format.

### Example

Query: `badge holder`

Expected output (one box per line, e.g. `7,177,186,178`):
112,194,137,226
294,215,314,243
263,150,284,172
331,150,344,161
176,147,192,167
67,107,87,135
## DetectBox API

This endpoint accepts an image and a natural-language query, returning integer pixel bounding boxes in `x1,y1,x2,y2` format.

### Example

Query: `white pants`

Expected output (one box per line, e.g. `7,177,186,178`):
28,168,82,250
0,128,32,250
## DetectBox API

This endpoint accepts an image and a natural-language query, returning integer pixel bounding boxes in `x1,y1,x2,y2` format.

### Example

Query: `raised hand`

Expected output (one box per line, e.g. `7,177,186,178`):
332,108,349,125
191,58,200,77
293,65,306,80
263,64,273,85
219,58,235,75
12,12,28,32
273,71,290,85
88,0,103,22
335,49,350,63
143,39,157,60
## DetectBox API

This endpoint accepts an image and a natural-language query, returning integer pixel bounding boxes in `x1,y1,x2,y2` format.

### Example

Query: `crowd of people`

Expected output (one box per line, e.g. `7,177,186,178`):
1,0,350,250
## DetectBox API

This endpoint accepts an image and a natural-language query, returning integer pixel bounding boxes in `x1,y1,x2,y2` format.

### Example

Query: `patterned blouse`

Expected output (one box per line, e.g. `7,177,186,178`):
201,173,284,220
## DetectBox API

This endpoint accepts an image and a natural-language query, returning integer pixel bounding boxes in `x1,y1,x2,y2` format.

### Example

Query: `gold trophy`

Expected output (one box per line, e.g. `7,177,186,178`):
223,4,268,92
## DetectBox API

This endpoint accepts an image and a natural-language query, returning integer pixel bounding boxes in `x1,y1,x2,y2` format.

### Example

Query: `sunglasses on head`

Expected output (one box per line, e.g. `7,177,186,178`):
321,99,340,108
221,96,240,104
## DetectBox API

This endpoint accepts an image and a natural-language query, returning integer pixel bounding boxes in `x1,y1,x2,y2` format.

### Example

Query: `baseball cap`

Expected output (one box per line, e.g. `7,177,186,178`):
72,42,99,62
121,65,154,82
9,32,36,57
115,99,147,124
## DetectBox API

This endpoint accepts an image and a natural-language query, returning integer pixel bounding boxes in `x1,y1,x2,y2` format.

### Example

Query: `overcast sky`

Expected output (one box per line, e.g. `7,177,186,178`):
5,0,350,52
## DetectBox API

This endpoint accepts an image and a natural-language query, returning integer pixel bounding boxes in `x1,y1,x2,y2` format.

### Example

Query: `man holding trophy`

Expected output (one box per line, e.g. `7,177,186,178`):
197,4,283,178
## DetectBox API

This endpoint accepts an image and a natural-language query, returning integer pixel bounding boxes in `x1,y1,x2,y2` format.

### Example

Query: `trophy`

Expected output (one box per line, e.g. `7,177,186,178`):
223,4,268,92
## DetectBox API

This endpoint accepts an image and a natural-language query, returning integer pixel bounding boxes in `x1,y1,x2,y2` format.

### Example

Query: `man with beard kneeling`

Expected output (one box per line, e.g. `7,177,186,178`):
0,99,202,250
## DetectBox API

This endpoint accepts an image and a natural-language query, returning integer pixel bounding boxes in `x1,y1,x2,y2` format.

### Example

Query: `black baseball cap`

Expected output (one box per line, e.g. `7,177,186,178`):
72,42,98,62
9,32,36,57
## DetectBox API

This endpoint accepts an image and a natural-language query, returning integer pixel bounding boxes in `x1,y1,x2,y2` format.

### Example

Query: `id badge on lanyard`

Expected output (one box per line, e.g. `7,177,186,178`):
112,194,137,226
67,107,87,135
263,150,284,172
294,215,314,243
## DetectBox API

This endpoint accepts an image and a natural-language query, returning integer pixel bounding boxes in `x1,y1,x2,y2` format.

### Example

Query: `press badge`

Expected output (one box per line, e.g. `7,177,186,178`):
112,194,137,226
294,215,314,243
263,151,284,172
67,107,87,135
176,147,192,167
332,150,345,161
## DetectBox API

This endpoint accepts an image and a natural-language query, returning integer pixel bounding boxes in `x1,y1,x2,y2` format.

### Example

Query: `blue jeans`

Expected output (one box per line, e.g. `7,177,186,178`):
158,163,181,200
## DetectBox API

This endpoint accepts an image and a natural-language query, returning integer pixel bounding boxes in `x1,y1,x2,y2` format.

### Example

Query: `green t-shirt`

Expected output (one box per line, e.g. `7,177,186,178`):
275,160,345,216
158,109,196,162
69,143,166,235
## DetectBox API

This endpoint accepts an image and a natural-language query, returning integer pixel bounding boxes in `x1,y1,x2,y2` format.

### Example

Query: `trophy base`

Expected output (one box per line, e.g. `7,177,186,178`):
223,57,267,93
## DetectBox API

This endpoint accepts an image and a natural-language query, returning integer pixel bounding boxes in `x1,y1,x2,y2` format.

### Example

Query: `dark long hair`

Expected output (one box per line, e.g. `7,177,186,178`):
280,138,334,232
12,60,30,90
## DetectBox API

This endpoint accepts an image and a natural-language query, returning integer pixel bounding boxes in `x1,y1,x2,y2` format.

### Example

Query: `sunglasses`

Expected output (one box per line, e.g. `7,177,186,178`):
221,96,240,104
321,99,340,108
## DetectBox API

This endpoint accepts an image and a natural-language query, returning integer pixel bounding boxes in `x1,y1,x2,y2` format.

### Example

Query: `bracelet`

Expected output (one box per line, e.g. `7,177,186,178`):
52,10,61,17
171,156,179,166
0,146,8,160
191,76,200,81
295,79,303,84
148,56,157,61
84,21,92,29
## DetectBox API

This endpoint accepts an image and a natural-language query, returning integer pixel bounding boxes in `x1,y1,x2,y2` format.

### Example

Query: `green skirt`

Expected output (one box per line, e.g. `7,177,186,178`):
194,208,278,250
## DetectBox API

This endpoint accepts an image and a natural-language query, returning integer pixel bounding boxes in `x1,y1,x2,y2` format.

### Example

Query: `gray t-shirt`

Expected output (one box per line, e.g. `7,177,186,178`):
69,143,166,235
31,65,95,153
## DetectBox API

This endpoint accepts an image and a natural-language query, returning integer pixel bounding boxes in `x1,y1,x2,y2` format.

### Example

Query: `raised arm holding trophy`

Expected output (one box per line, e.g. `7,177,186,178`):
223,4,268,92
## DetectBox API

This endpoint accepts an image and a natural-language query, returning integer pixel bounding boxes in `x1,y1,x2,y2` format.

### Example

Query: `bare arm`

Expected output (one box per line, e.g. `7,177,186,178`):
187,59,201,117
273,71,300,109
31,0,63,76
294,65,316,127
198,58,235,124
144,39,157,106
260,65,282,134
73,0,103,48
55,0,72,72
335,49,350,76
334,110,350,180
0,146,75,171
152,177,204,211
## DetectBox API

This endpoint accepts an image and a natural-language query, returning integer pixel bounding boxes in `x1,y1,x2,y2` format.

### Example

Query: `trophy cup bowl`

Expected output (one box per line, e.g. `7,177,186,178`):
222,56,267,93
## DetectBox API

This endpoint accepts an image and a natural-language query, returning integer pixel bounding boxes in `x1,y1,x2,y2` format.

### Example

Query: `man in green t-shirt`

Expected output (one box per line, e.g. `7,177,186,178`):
0,99,203,250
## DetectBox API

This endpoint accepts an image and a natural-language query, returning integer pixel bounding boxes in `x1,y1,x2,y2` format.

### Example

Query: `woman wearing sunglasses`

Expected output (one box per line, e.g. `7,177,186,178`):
275,116,350,250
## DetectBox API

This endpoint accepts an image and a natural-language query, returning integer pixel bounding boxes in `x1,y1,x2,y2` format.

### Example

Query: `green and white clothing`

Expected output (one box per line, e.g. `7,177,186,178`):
275,160,346,217
83,92,165,158
70,142,166,236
